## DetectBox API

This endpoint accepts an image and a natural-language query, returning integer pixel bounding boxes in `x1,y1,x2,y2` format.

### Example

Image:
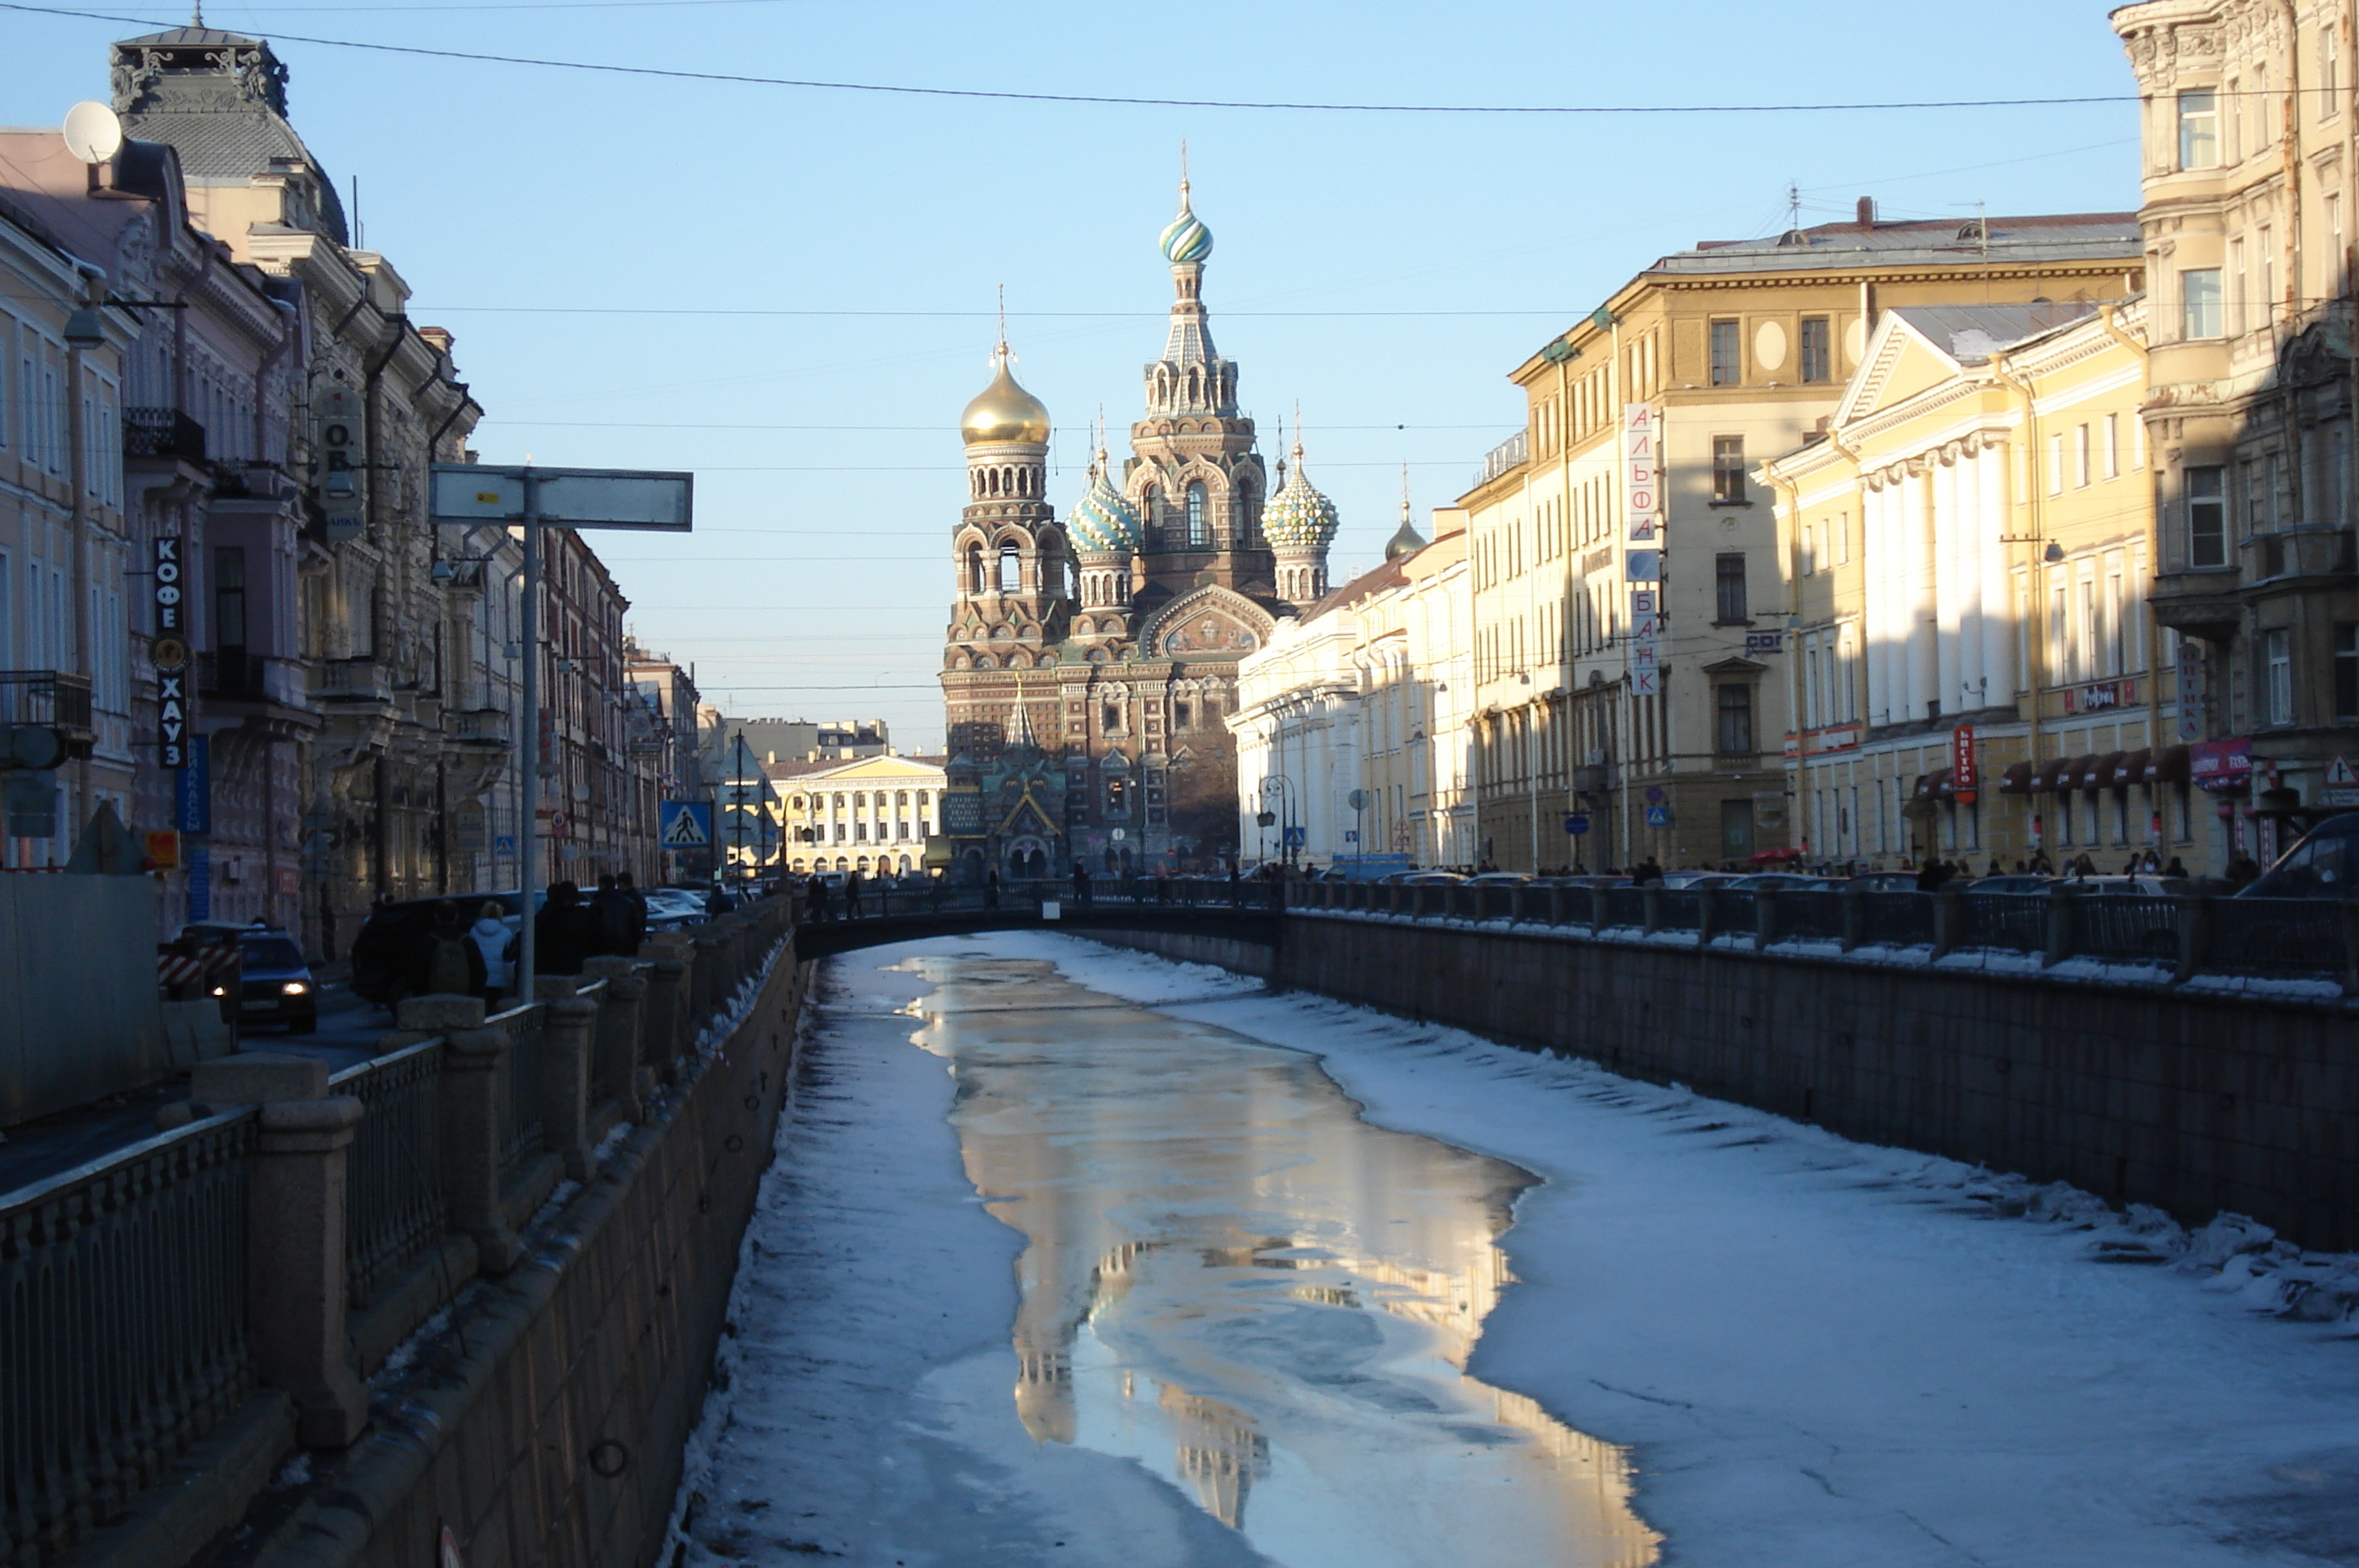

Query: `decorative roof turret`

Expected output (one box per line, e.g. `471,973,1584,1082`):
1262,439,1340,553
1066,446,1143,560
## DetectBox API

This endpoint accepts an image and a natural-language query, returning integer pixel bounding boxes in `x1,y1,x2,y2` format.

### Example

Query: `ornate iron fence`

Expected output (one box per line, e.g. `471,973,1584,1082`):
2071,896,2181,967
2,1111,256,1566
1858,891,1938,948
2207,898,2346,977
493,1006,545,1185
330,1039,446,1308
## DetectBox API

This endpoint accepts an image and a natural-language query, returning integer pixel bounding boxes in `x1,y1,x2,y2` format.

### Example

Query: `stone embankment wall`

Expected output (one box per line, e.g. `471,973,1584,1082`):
1091,916,2356,1252
236,953,808,1568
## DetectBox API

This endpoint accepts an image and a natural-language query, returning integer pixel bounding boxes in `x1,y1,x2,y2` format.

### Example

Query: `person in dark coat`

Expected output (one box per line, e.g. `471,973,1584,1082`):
615,871,649,952
413,900,488,999
535,882,596,976
591,873,637,957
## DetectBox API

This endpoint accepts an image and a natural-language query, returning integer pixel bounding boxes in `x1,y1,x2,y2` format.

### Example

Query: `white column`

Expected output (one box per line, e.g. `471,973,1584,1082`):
1934,453,1964,718
1978,442,2015,702
1906,466,1938,723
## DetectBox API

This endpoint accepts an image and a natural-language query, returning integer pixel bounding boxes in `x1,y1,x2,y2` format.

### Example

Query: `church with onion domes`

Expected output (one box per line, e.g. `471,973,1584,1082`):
938,178,1339,879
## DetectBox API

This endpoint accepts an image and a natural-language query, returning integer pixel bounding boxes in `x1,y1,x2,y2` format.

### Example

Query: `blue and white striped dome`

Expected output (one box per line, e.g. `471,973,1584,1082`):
1066,456,1143,559
1262,444,1340,552
1159,181,1213,265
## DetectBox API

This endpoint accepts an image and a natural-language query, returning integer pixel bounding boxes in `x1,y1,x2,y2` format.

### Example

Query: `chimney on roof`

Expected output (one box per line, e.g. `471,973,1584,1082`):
1857,197,1876,226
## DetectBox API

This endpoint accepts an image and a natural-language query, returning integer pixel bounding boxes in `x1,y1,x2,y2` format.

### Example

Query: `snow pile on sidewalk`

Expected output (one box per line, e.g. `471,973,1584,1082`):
977,931,2359,1567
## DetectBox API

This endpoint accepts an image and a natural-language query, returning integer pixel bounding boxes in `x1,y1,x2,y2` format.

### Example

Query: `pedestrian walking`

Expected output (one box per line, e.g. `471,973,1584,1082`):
469,900,514,1008
415,899,488,999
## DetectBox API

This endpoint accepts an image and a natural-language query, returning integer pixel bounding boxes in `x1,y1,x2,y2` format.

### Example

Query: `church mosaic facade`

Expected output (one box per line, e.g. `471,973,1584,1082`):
938,182,1339,878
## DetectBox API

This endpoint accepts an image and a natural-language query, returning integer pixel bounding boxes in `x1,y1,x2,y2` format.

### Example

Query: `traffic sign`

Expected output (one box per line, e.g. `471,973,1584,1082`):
1563,813,1590,835
661,799,714,848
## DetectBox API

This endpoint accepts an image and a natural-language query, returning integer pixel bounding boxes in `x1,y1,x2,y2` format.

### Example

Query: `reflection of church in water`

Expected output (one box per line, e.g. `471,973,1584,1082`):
938,179,1342,879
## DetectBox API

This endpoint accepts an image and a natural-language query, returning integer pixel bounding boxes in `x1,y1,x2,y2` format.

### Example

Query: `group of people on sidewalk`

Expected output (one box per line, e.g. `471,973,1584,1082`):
409,872,653,1009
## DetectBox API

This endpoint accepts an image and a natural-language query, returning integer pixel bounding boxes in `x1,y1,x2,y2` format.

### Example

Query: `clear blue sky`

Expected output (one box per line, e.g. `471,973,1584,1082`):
5,0,2142,749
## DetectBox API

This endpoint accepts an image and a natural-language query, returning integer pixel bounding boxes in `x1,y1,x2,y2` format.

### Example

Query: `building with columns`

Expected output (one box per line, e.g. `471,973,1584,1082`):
1764,301,2175,871
939,180,1331,877
2114,0,2359,868
1456,206,2145,873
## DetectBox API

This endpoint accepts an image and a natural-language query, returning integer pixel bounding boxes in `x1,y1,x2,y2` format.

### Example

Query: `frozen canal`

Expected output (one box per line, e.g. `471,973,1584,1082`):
674,935,2359,1567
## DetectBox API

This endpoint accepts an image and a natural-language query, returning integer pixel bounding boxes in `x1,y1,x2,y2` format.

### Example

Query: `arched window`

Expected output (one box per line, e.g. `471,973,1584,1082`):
1186,482,1208,547
999,543,1023,592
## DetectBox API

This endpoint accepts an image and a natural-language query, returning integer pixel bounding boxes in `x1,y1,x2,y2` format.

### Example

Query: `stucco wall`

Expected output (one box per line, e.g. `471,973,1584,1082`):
1091,916,2357,1251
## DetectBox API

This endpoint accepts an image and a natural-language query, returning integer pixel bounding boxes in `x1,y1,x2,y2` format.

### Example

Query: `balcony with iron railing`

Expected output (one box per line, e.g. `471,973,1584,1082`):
1473,431,1528,492
123,407,206,463
0,670,95,753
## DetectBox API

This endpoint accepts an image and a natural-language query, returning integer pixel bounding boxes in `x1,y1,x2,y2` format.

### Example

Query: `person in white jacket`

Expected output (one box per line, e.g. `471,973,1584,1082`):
469,900,514,1007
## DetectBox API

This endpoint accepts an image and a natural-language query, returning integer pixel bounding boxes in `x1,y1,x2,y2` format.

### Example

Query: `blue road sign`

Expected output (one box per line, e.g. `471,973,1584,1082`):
660,799,714,848
1563,813,1590,835
1644,805,1672,828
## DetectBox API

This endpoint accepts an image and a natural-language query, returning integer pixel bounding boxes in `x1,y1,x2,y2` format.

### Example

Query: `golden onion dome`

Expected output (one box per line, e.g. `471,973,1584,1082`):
961,351,1051,446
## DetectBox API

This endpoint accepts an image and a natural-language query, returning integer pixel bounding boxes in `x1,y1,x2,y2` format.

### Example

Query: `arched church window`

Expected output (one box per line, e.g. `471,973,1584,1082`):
1186,482,1207,547
999,544,1023,593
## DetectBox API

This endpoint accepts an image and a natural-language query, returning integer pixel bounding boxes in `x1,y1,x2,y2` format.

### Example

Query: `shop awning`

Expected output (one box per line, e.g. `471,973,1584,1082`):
1998,761,2036,795
2145,745,2191,785
2109,748,2152,788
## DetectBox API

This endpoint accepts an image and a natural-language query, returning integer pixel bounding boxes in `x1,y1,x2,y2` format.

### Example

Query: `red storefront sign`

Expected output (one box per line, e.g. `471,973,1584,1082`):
1950,724,1979,804
2191,735,2253,793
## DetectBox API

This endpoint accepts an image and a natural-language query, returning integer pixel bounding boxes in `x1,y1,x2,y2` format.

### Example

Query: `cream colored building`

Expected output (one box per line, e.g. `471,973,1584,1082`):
1230,505,1473,869
2114,0,2359,868
774,752,947,877
1763,301,2181,870
1458,208,2146,872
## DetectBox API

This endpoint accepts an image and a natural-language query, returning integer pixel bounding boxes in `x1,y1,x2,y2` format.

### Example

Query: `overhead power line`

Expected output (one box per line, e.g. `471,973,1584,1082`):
4,4,2136,114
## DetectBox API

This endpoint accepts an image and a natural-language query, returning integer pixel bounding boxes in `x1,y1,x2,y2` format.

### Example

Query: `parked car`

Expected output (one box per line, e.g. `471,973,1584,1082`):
229,930,317,1033
1964,874,2061,895
2239,812,2359,898
1723,873,1820,891
350,891,524,1006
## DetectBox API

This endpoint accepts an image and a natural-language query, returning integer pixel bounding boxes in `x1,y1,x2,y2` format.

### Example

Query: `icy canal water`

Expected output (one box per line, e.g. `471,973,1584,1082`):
674,943,1660,1568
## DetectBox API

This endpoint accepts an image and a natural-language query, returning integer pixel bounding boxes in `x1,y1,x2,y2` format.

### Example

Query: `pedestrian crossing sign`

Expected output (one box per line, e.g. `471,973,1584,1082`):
661,799,713,848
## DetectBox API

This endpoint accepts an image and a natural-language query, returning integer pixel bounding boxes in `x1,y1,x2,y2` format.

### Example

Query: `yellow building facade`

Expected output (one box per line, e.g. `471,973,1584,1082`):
1763,301,2191,870
1460,209,2145,872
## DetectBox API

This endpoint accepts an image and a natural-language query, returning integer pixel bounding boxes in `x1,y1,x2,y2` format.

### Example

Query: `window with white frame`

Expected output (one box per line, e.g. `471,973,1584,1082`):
2181,267,2224,339
2264,627,2294,725
2178,88,2220,168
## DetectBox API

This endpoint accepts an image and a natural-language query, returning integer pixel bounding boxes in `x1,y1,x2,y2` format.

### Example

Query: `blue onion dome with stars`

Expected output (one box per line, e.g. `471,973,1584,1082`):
1159,179,1214,265
1262,441,1340,552
1066,450,1143,559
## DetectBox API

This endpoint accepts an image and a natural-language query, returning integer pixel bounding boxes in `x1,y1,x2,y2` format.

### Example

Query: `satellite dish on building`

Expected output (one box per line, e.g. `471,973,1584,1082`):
63,101,123,165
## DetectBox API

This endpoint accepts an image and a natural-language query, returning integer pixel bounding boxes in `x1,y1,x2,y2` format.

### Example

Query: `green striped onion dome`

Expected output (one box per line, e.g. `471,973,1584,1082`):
1159,183,1213,265
1262,447,1340,551
1066,461,1143,558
